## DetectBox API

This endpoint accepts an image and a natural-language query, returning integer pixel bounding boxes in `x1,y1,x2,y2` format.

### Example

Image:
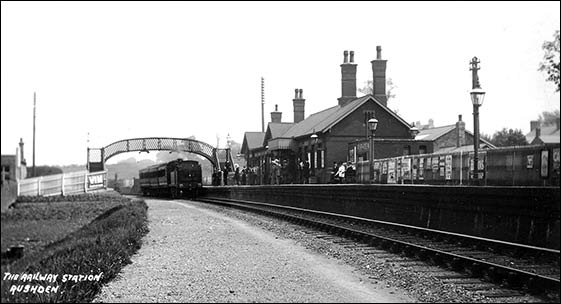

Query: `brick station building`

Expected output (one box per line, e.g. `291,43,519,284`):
241,47,492,184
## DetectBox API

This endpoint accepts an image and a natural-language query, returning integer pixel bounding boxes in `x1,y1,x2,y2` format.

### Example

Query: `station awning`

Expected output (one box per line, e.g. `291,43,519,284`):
267,138,295,151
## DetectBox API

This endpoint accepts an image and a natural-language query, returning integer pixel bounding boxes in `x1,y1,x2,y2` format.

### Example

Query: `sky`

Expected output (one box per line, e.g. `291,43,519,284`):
1,1,560,166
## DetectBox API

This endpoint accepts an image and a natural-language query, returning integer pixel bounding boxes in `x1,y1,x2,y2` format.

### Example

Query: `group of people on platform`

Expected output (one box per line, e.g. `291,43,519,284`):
330,161,356,184
216,161,258,186
213,159,356,186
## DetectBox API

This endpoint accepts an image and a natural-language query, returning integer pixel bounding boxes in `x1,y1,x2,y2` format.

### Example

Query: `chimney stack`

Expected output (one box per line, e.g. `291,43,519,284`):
271,104,282,123
371,46,387,106
19,138,26,166
530,120,539,131
293,88,305,123
535,126,541,139
456,114,466,147
338,50,357,107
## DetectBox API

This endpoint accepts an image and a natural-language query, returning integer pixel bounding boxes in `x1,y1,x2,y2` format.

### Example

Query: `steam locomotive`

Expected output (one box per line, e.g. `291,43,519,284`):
139,159,202,198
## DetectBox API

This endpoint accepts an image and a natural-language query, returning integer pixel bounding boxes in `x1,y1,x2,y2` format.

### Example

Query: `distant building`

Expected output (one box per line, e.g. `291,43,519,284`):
525,119,560,144
1,138,27,183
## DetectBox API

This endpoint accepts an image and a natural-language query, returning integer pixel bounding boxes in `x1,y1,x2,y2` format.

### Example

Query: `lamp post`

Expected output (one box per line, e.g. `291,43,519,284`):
311,133,318,179
469,57,486,185
368,118,378,182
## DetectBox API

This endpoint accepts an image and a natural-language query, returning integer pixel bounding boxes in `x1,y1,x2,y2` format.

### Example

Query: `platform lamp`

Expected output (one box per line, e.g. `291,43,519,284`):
311,132,318,176
469,56,486,186
310,133,318,142
368,118,378,182
470,87,485,185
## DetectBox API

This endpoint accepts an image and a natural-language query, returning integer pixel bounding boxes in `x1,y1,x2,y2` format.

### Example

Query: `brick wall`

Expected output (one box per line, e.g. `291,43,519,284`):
205,185,560,249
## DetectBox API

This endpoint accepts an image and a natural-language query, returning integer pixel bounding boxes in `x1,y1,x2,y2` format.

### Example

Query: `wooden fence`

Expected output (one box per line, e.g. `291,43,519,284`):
355,143,560,186
17,171,108,196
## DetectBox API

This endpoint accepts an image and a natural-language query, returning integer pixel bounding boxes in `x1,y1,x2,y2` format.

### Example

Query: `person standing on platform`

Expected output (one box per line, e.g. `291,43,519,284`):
223,167,228,186
302,159,310,184
241,166,247,185
234,164,240,185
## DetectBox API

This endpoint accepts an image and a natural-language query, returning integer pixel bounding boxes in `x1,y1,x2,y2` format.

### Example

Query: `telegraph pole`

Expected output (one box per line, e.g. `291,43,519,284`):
261,77,265,132
32,92,36,177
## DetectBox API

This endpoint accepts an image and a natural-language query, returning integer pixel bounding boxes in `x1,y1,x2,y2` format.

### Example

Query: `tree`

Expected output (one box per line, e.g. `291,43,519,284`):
490,128,528,147
538,30,560,92
358,78,397,102
480,132,492,144
538,109,560,126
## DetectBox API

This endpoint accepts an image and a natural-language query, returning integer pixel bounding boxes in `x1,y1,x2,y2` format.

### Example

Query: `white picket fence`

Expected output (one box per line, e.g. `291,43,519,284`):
17,171,107,197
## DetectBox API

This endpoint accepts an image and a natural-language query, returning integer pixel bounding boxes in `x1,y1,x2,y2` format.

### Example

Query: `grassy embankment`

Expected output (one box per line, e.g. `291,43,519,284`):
1,191,149,303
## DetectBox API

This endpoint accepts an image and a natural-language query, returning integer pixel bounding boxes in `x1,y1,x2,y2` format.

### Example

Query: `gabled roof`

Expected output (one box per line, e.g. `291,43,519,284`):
241,132,265,152
413,124,496,149
264,122,295,145
436,144,494,153
282,94,412,139
464,130,496,148
414,125,456,141
525,124,560,144
536,134,561,144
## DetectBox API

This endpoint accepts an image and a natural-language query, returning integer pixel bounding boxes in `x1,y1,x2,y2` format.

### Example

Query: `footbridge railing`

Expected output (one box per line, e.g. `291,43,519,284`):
87,137,229,173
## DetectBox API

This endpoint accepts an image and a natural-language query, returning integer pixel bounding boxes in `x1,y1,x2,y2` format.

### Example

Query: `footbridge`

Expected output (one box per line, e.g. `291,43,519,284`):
87,137,233,174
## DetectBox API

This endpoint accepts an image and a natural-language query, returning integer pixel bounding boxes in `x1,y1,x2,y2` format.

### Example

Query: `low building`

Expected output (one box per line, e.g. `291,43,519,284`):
525,119,560,144
349,114,496,164
1,138,27,183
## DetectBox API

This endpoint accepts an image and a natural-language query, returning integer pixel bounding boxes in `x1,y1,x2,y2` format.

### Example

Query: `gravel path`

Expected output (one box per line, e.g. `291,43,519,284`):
94,199,412,303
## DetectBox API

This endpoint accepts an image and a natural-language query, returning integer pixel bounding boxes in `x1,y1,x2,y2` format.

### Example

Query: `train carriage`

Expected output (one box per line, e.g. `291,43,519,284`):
139,159,202,198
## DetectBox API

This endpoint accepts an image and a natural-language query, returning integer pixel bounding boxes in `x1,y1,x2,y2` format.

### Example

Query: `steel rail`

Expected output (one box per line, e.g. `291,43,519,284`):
196,196,560,296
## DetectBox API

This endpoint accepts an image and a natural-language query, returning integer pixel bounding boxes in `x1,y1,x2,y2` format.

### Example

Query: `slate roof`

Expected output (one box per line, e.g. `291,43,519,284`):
282,94,412,139
414,124,496,149
525,124,560,144
242,132,266,151
414,125,456,141
267,122,295,140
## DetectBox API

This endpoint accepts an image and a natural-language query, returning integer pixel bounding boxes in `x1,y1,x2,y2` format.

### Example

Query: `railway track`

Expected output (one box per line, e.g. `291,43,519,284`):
195,196,560,301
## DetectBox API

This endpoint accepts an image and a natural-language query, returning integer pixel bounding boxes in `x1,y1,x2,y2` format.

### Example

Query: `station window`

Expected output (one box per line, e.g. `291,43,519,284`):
316,145,324,169
419,145,427,155
403,146,411,156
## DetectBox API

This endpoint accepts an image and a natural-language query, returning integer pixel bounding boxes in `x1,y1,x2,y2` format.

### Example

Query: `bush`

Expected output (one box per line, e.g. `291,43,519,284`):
1,199,149,303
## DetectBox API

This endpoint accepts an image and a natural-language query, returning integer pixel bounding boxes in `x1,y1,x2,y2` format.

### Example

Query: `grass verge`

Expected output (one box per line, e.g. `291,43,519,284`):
1,194,149,303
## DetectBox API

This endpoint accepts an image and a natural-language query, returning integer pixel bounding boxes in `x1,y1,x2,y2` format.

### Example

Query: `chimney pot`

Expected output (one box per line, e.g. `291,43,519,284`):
275,104,278,111
343,50,348,63
458,114,462,121
295,88,298,99
299,88,303,99
350,51,354,63
376,46,382,59
339,50,357,106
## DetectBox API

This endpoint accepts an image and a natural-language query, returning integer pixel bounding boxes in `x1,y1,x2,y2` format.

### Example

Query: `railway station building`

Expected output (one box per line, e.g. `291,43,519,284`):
241,47,492,184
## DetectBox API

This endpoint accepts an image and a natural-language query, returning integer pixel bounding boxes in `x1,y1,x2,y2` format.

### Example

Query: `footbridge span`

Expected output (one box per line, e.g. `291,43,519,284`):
87,137,233,174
